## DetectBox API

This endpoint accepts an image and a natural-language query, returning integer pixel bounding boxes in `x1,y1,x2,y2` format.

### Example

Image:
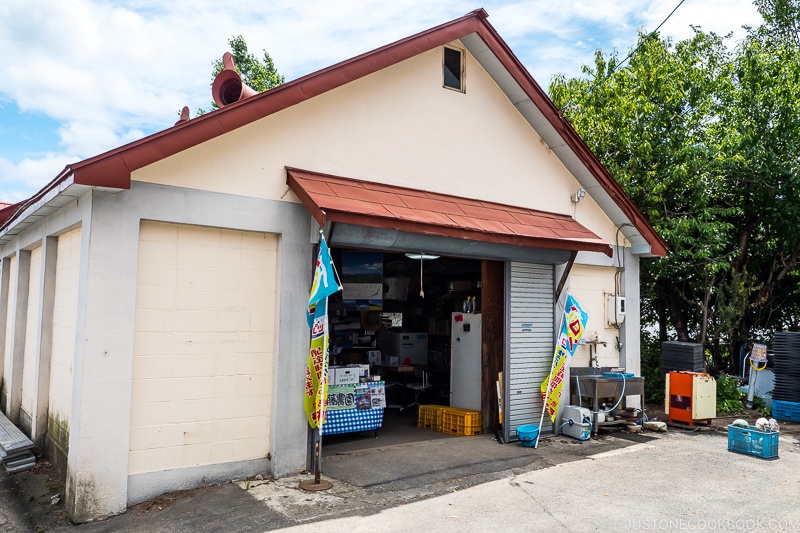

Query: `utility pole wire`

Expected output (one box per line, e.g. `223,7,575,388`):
562,0,687,111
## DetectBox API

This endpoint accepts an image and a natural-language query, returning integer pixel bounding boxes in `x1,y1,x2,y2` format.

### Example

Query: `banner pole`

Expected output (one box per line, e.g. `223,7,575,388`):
535,298,567,448
299,238,336,492
313,428,321,484
535,352,558,449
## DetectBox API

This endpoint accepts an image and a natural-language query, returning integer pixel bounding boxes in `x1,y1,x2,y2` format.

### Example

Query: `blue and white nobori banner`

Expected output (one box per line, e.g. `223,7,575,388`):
307,237,341,328
304,236,342,428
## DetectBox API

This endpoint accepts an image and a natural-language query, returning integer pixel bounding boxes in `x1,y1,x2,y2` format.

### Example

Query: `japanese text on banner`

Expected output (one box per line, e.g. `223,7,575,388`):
304,238,342,428
540,295,588,422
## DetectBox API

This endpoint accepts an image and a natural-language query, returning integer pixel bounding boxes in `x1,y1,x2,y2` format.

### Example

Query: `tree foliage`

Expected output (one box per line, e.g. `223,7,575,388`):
548,0,800,370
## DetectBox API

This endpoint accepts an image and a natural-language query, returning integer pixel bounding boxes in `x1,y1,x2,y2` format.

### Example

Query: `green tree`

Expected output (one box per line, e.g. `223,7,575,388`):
548,0,800,371
197,35,284,114
716,2,800,353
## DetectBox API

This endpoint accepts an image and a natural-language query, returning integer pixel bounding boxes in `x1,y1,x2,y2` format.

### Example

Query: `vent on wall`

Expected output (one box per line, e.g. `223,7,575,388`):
443,47,465,92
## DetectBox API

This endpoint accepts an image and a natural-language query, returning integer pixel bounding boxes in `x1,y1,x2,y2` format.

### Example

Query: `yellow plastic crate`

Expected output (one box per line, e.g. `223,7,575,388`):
417,405,446,431
442,407,482,436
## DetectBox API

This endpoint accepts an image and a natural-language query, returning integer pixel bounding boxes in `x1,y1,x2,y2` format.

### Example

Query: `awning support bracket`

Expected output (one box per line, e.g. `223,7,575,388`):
555,251,577,301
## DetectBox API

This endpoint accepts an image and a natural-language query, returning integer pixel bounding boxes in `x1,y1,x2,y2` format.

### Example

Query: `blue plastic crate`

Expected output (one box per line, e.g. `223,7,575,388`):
727,425,779,459
772,400,800,422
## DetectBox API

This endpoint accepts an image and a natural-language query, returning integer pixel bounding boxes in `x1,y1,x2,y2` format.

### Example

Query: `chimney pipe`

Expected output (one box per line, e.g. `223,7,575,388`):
211,52,258,107
174,106,190,125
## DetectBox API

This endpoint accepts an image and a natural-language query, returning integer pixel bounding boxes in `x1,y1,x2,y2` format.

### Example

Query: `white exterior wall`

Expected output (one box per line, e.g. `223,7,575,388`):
2,255,17,403
129,221,277,475
568,264,620,369
133,43,621,246
48,228,81,447
52,183,311,519
20,245,42,427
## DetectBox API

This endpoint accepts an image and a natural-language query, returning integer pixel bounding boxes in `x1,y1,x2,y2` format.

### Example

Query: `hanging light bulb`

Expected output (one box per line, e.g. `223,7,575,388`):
419,255,425,298
404,252,439,298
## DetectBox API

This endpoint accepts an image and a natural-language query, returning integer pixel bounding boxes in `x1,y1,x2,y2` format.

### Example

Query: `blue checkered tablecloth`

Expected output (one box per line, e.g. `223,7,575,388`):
321,408,384,436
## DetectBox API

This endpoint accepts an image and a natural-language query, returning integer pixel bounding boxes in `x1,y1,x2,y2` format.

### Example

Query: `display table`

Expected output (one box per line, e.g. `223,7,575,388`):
321,408,384,437
321,381,386,437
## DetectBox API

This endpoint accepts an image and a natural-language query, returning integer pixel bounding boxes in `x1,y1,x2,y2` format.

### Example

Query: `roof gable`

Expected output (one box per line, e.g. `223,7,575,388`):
1,8,666,256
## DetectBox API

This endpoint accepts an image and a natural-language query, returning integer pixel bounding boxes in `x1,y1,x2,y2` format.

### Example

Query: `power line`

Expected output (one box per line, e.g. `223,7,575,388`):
615,0,687,72
563,0,687,109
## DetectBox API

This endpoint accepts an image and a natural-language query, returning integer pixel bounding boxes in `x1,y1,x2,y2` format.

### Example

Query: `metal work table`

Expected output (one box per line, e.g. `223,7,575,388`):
569,369,645,434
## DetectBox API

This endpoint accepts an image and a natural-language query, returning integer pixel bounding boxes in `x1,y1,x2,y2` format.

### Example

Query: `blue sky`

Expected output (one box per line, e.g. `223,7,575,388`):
0,0,762,203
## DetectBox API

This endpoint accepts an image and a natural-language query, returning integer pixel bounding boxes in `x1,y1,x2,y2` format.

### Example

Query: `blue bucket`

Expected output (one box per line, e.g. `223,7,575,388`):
516,424,540,447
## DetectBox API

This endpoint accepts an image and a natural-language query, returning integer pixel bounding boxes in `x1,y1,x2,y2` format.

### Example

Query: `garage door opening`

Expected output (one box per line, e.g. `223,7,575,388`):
321,248,505,454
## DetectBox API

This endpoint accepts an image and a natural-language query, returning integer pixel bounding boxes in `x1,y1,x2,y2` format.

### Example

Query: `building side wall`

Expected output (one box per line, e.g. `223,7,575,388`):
567,263,621,369
20,245,43,434
48,228,81,457
129,221,277,475
1,255,17,408
34,182,314,519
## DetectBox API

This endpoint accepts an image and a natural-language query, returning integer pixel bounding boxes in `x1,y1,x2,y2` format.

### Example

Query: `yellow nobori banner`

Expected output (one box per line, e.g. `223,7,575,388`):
540,295,589,422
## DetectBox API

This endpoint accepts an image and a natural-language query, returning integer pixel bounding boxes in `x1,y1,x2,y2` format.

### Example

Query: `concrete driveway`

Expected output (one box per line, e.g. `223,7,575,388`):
277,429,800,533
2,424,799,532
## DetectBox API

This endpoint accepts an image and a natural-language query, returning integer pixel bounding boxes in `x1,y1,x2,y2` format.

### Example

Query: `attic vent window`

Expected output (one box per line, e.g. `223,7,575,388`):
443,47,465,92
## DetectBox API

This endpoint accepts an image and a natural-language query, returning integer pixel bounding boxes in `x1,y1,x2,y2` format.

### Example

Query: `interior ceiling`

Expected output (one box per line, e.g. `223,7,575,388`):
382,252,481,277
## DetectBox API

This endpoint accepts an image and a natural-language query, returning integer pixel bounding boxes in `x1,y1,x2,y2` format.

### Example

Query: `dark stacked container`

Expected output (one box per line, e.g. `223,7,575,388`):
661,341,705,373
772,332,800,402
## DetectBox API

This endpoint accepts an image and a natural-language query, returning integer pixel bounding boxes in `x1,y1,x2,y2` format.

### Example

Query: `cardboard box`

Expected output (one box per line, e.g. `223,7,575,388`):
353,364,370,381
333,367,359,385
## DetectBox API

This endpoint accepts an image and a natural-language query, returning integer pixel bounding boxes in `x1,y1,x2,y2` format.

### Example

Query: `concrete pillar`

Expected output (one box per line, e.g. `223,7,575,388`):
619,248,641,408
8,251,31,424
65,192,138,522
33,237,58,449
0,256,10,413
269,228,313,477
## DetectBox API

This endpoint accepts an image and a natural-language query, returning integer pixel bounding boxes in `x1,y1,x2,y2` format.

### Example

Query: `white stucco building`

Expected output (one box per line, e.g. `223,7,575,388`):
0,10,666,522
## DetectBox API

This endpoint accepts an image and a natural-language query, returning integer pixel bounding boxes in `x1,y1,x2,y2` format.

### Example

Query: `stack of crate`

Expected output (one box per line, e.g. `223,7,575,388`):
417,405,481,436
0,411,35,473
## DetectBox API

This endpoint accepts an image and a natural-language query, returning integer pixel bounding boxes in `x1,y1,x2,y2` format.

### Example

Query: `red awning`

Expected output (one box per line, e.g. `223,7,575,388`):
286,168,612,257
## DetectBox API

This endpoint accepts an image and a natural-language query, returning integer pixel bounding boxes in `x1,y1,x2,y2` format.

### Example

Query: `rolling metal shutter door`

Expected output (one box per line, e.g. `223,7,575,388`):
505,262,554,441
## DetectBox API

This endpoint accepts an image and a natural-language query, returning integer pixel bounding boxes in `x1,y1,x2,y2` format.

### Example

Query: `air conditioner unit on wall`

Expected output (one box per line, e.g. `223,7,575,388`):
606,295,626,326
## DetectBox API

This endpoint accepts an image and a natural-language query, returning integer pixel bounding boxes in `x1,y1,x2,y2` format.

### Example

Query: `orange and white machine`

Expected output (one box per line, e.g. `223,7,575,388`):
665,371,716,426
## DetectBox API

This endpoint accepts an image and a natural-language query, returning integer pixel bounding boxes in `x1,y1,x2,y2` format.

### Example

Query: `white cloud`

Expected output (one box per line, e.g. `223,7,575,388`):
0,153,74,202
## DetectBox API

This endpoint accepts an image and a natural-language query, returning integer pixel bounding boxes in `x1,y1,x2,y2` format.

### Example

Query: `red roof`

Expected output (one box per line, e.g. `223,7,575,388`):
0,8,666,256
0,202,21,225
287,168,612,256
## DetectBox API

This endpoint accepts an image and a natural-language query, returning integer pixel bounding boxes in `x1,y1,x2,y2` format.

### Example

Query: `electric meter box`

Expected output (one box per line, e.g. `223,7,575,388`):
606,295,626,326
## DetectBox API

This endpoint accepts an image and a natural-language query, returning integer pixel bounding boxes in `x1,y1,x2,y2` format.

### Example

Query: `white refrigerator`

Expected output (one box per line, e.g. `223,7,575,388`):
450,312,482,411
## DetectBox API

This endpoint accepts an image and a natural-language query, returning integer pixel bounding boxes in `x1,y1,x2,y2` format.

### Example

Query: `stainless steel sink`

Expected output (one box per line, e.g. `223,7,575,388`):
570,366,614,377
